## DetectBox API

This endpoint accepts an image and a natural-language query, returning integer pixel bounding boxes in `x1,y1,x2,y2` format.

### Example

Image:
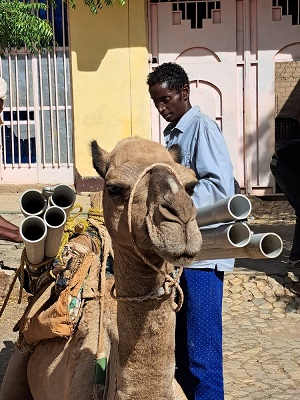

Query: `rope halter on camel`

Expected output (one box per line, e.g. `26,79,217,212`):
111,162,187,312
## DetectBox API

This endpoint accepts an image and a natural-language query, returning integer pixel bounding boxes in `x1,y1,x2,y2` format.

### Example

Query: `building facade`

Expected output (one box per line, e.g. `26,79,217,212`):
0,0,299,196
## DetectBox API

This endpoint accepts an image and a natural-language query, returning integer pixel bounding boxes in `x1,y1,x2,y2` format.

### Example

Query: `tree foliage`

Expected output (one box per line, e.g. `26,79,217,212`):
0,0,54,57
0,0,126,57
73,0,126,14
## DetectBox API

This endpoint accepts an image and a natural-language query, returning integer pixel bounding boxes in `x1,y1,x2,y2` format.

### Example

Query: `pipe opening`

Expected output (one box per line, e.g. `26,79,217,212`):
51,185,75,209
21,191,47,215
228,222,251,247
20,217,47,242
52,194,71,208
260,233,283,258
44,207,66,228
228,195,252,220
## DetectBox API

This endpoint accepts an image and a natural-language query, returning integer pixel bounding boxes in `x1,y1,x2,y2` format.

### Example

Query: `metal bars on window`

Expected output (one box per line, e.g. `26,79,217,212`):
150,0,221,29
273,0,300,25
0,0,72,183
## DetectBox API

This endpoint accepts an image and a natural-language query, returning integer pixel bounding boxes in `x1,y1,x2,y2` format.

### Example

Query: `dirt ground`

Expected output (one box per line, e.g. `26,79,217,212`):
249,195,294,225
0,194,296,389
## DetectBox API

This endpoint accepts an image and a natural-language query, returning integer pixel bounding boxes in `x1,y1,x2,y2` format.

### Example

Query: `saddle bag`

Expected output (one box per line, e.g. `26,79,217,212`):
16,235,101,350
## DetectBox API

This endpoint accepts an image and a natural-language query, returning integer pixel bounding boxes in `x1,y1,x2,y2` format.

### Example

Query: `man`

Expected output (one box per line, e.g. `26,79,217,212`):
147,62,235,400
270,140,300,269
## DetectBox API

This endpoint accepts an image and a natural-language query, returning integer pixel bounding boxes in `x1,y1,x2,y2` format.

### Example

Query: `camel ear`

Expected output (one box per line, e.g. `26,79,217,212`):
90,140,109,178
168,144,182,164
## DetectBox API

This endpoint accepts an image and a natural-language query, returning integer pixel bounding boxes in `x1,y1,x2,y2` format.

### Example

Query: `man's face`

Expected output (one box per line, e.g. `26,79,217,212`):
149,82,189,125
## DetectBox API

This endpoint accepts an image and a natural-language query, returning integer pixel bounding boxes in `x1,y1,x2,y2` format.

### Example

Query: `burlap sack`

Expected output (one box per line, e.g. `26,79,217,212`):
20,252,97,346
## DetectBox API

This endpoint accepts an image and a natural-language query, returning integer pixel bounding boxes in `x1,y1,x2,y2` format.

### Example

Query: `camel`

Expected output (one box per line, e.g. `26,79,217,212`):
0,137,202,400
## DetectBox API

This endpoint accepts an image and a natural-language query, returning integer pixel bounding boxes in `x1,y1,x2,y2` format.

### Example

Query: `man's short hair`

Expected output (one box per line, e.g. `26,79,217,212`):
147,62,189,92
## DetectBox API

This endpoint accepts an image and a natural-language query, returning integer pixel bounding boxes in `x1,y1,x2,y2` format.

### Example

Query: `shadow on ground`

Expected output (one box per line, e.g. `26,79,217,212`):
234,222,294,275
232,219,300,315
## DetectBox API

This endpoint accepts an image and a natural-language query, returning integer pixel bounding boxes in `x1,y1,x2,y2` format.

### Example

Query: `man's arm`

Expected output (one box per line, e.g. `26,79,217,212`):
191,119,234,210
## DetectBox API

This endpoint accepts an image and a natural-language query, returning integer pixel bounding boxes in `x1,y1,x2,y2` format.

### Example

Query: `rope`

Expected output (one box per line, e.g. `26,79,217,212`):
0,248,50,320
22,249,55,276
0,267,21,318
113,163,185,312
56,204,88,260
56,205,105,261
110,274,182,302
88,208,105,225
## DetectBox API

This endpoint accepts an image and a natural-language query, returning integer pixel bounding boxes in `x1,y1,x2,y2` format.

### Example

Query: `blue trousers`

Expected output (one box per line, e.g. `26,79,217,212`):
270,160,300,260
175,268,224,400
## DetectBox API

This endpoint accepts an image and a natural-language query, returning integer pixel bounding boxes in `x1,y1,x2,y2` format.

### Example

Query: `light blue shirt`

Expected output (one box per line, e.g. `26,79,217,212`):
164,105,235,271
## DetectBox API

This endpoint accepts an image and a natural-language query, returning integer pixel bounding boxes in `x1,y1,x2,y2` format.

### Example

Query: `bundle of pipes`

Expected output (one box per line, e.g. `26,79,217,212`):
195,194,283,260
19,190,283,265
19,185,76,265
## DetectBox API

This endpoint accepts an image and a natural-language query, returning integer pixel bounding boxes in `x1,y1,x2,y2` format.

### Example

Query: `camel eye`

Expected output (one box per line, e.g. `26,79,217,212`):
185,182,196,196
106,184,129,198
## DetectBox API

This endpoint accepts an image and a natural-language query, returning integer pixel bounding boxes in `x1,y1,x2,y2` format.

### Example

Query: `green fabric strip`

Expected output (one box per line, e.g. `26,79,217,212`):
94,357,107,385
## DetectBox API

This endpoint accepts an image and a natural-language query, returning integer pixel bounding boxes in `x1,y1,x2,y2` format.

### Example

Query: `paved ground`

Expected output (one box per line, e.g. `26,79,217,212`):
222,196,300,399
1,191,300,399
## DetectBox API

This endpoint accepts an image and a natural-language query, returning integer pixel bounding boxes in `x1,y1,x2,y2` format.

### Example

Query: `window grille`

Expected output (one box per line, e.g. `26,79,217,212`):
273,0,300,25
150,0,221,29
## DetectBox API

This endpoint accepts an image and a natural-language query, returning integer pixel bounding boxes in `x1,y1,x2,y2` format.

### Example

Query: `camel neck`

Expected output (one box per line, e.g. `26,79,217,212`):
113,246,167,298
112,246,177,399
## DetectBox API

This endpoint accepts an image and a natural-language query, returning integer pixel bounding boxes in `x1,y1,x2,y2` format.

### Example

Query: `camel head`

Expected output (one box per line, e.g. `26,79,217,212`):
91,137,202,267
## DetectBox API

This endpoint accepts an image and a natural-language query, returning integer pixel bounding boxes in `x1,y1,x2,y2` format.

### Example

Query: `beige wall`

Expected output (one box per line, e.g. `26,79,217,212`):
69,0,151,177
275,61,300,119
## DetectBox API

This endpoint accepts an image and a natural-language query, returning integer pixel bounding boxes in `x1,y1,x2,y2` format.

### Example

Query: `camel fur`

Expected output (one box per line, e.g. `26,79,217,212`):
0,137,202,400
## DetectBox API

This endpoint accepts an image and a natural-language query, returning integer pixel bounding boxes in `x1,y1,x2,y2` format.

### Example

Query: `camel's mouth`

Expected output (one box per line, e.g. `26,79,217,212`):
145,213,202,267
153,247,198,267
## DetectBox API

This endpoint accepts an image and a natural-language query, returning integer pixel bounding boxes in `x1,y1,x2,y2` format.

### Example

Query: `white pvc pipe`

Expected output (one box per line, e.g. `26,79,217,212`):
241,232,283,259
201,222,251,249
49,184,76,217
195,232,283,260
43,206,67,258
19,189,48,218
196,194,252,227
19,216,47,264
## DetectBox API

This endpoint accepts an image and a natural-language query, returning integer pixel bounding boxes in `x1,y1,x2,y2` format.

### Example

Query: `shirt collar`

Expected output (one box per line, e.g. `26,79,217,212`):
166,106,200,132
163,106,200,144
174,105,200,133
